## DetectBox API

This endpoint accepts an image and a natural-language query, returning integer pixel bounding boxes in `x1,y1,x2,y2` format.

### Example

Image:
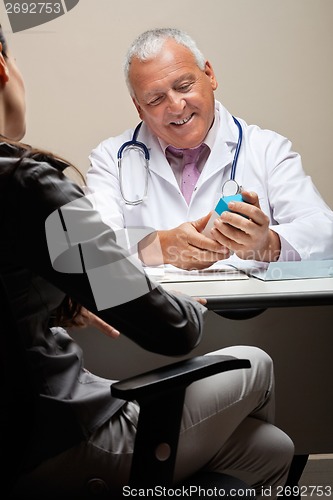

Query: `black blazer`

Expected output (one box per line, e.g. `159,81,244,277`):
0,142,204,469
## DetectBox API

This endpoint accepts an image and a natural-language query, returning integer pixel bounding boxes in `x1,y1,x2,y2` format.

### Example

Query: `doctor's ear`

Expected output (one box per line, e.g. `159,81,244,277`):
0,43,9,84
132,97,143,119
204,60,218,91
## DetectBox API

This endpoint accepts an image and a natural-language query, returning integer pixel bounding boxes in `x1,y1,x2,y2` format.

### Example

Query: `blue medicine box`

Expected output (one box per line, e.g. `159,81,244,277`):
214,194,243,215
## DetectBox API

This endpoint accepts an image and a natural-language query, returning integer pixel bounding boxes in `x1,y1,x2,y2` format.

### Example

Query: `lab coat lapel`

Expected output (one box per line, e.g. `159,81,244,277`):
196,104,238,188
200,138,232,183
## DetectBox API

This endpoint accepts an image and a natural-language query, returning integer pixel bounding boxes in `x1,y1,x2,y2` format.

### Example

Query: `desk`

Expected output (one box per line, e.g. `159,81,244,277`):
162,276,333,455
72,275,333,454
161,276,333,310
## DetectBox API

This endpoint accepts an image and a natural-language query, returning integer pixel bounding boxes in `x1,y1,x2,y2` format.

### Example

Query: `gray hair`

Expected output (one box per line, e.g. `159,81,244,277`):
124,28,206,96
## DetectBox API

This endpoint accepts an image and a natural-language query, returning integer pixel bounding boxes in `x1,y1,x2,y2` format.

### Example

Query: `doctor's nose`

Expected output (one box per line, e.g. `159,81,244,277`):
166,91,186,113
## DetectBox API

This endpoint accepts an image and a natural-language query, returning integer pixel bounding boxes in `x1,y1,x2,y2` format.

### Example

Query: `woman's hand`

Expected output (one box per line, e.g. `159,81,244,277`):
71,307,120,339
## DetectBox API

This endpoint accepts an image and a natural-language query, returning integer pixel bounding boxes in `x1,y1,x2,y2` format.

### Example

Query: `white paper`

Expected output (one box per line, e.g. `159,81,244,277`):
145,262,249,282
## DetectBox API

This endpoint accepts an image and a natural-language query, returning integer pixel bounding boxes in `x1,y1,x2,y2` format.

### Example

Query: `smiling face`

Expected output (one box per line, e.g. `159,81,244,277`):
129,39,218,149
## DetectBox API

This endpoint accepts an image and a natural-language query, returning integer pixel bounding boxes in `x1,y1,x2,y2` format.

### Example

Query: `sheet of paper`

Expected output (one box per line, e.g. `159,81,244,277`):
235,260,333,281
145,262,249,282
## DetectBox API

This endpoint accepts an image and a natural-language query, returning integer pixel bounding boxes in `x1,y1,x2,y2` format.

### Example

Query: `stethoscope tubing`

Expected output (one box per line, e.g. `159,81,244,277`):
117,116,242,204
117,122,150,161
231,116,242,182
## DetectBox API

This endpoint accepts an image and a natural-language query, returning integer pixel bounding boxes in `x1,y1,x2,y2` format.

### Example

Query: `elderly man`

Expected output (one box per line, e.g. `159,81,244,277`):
87,28,333,271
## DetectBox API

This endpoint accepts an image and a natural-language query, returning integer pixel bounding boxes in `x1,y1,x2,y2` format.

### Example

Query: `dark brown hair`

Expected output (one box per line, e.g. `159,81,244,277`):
0,23,8,57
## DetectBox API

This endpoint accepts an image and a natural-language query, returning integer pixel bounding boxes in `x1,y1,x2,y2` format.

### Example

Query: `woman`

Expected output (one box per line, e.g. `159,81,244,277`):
0,26,294,498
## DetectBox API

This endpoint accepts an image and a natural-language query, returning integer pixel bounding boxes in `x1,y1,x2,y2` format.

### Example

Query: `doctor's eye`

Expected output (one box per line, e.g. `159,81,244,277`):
148,95,164,106
177,82,194,93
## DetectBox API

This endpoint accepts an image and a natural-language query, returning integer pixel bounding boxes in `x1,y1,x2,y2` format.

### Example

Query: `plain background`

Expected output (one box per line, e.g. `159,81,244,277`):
1,0,333,454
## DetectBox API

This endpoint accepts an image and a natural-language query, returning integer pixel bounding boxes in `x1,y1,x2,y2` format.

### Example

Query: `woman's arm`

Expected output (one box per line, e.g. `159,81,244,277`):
14,158,204,356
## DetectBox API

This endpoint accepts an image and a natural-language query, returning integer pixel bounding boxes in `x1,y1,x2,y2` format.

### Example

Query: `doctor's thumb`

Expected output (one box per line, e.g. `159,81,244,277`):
192,212,213,232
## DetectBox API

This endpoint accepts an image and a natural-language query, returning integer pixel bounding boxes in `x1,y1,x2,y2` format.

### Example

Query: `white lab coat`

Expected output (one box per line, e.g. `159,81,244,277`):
88,101,333,261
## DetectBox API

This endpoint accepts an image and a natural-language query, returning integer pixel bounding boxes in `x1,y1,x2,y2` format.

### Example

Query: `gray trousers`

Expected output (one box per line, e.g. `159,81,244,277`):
14,346,294,498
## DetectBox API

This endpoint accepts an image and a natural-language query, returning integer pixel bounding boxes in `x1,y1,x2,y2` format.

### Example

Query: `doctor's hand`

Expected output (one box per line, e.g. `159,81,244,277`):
138,213,230,270
209,191,281,262
139,213,230,270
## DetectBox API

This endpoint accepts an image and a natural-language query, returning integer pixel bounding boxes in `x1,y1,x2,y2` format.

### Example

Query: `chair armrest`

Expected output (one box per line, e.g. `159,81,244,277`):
111,355,251,487
111,355,251,402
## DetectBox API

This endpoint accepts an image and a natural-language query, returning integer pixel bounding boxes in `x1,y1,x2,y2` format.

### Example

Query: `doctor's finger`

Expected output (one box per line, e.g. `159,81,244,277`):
173,250,223,270
226,200,263,223
191,212,214,232
189,230,231,254
189,248,230,266
215,213,252,238
210,219,252,248
240,190,261,208
222,203,270,229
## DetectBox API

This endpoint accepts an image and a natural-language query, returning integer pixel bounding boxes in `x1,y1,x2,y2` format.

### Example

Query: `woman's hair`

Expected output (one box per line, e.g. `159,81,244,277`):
1,136,85,183
124,28,206,96
0,23,8,58
0,23,84,327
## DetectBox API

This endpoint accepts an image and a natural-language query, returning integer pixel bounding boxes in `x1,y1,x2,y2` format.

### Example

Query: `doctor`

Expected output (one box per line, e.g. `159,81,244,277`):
87,28,333,271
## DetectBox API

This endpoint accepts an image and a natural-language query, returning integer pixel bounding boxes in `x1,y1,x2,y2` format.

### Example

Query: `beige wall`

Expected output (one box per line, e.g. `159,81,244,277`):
1,0,332,208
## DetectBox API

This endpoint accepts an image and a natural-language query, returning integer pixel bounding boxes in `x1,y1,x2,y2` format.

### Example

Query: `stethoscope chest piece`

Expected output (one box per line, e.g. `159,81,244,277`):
222,179,242,197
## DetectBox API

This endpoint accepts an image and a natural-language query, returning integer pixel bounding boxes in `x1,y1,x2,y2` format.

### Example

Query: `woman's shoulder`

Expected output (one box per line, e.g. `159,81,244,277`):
0,140,85,214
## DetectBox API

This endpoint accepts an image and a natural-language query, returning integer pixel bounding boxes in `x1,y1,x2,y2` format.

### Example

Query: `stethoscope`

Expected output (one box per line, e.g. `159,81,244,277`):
117,116,243,205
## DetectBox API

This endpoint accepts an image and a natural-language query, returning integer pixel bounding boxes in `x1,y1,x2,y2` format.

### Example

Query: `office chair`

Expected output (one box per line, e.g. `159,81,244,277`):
0,276,253,499
110,354,252,497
